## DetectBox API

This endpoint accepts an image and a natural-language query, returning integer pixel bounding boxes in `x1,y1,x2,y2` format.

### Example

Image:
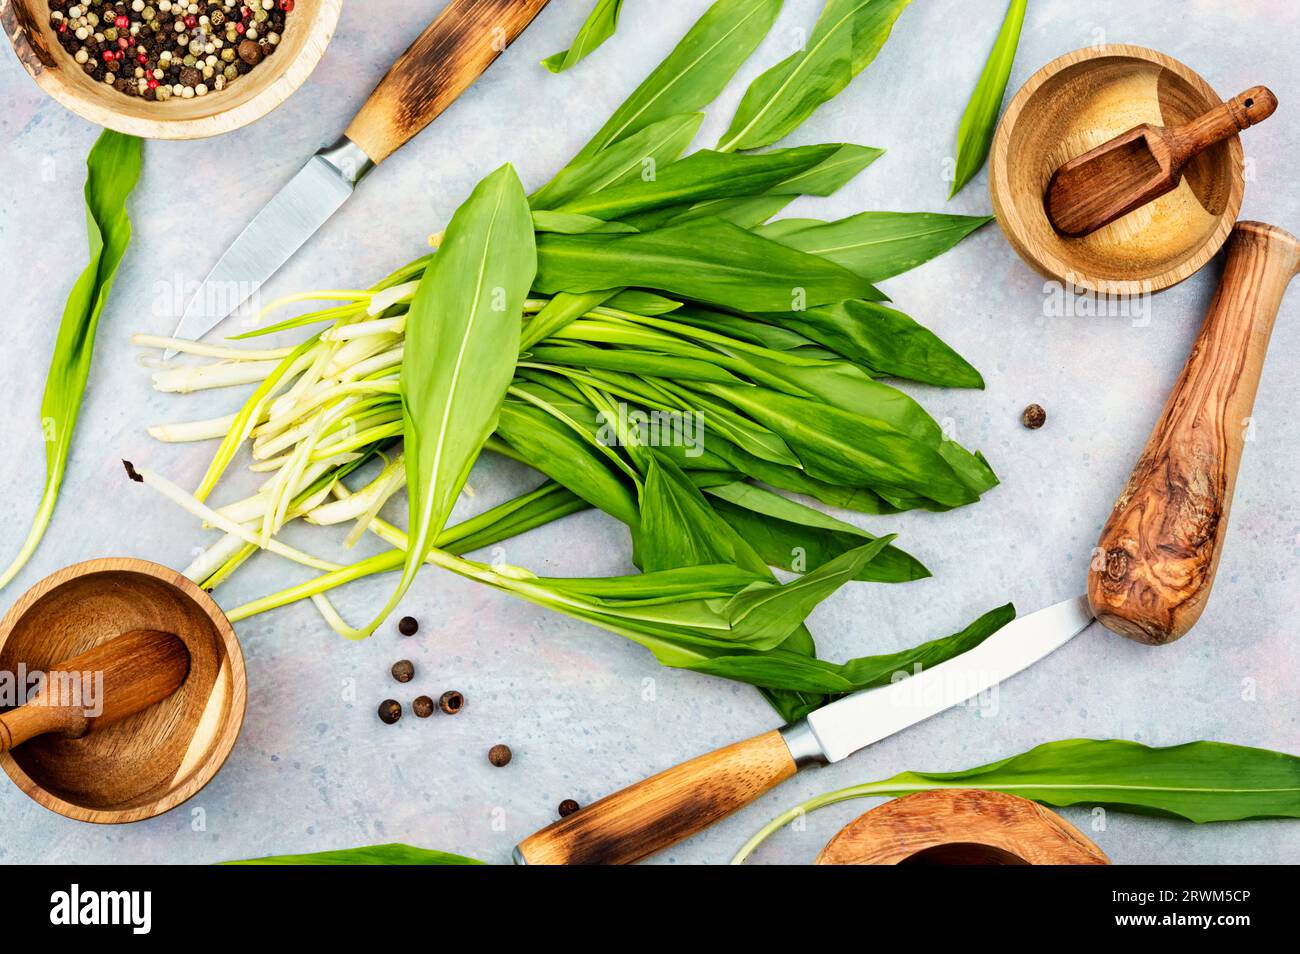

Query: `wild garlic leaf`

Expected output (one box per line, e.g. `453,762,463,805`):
735,737,1300,862
636,453,770,575
703,480,930,582
949,0,1027,198
677,602,1015,694
371,164,535,637
496,395,641,527
569,0,783,164
0,130,141,592
707,384,981,507
718,0,912,152
531,210,638,234
225,844,485,865
768,300,985,388
553,144,844,221
541,0,625,73
757,211,993,282
534,217,884,311
530,112,703,211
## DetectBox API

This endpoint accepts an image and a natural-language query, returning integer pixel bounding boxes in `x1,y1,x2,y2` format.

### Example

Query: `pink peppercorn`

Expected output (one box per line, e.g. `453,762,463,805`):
184,14,197,28
115,14,129,28
147,77,159,88
235,22,245,33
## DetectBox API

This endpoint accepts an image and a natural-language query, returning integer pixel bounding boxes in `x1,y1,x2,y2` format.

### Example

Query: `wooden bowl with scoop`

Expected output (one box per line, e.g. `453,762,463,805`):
990,44,1247,295
0,558,245,823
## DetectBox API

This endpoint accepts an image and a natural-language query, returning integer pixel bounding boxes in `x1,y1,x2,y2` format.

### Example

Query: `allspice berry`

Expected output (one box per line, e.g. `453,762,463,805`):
391,659,415,683
412,695,435,718
398,616,418,636
237,38,263,65
378,699,401,724
558,799,580,818
439,690,464,715
488,744,512,767
1021,403,1046,429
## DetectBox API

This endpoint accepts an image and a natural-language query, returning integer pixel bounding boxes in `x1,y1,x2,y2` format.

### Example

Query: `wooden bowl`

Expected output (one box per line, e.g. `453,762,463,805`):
1,0,342,139
816,789,1109,865
0,558,246,823
990,45,1244,295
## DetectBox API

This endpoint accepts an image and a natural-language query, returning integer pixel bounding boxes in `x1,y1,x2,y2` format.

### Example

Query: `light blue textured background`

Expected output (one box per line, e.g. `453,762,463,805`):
1,0,1297,865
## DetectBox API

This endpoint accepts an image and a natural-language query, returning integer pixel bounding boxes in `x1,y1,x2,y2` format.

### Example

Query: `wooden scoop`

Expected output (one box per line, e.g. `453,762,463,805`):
1046,86,1277,237
1089,222,1300,643
0,629,189,754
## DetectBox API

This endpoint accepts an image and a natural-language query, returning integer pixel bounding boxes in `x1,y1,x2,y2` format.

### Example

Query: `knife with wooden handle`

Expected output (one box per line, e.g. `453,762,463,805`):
514,597,1096,864
1089,222,1300,643
167,0,551,353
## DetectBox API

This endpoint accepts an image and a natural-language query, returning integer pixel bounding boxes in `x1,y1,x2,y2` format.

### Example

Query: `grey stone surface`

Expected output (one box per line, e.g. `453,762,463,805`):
0,0,1296,865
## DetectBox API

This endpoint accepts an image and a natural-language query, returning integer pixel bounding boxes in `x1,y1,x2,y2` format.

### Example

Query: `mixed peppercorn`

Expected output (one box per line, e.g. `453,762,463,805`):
48,0,292,100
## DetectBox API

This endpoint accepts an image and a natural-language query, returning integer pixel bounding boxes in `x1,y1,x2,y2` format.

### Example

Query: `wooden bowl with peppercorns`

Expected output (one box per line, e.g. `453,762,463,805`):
1,0,341,139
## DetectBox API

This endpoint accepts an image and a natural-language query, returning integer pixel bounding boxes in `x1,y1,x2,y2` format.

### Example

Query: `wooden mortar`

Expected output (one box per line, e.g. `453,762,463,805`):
0,558,245,823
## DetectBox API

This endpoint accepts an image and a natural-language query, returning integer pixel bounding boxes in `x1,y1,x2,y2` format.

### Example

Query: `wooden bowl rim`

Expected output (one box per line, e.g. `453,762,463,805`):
815,788,1110,865
0,557,247,823
0,0,342,140
989,43,1244,296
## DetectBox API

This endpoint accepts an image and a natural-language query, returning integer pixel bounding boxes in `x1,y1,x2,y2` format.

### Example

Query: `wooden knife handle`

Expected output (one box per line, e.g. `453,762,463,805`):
514,730,797,865
345,0,551,165
1088,222,1300,644
1167,86,1278,170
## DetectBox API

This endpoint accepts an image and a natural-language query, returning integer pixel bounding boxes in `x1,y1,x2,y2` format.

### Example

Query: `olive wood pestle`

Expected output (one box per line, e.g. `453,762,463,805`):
1088,222,1300,643
0,629,190,753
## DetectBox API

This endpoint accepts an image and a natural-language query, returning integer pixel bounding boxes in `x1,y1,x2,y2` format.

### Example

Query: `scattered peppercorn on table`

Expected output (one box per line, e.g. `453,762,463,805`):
1,0,1297,864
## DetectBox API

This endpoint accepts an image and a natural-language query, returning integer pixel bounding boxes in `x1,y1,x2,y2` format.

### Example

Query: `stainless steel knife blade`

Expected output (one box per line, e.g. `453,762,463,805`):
165,137,373,357
796,595,1095,763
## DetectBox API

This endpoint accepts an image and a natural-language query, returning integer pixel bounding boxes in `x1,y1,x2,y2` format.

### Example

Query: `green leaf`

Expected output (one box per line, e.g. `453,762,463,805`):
496,397,641,528
734,737,1300,862
530,210,638,234
554,144,843,220
535,217,884,311
224,844,485,865
718,0,912,152
541,0,625,73
569,0,784,164
758,211,992,282
636,453,770,575
531,113,703,211
1,130,142,592
620,144,884,232
706,384,983,507
771,299,985,387
369,164,535,637
949,0,1027,198
668,602,1014,693
603,290,683,315
704,480,929,582
722,536,897,648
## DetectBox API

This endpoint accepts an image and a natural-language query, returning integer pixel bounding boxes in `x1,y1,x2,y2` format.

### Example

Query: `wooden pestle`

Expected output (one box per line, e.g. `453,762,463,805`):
0,629,190,753
1088,222,1300,643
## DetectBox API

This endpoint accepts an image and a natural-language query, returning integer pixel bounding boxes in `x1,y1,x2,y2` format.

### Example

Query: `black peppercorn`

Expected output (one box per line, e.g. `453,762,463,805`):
378,699,401,724
1021,403,1047,429
488,744,512,767
397,616,418,636
439,690,464,714
412,695,434,718
391,659,415,683
558,799,580,817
